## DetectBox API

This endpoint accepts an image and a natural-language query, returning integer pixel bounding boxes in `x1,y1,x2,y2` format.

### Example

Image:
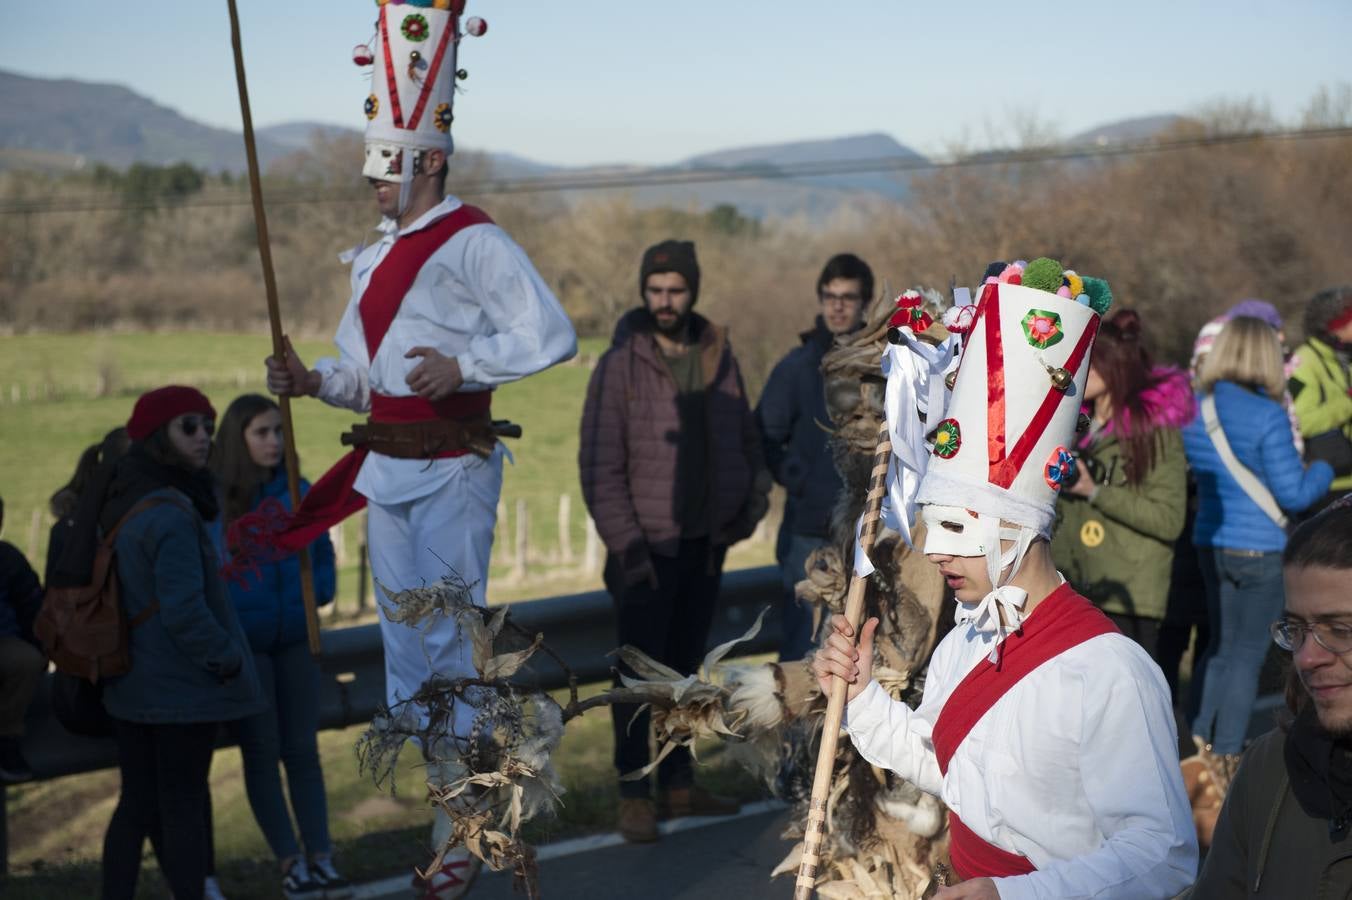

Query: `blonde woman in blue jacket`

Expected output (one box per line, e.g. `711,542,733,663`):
1182,317,1333,763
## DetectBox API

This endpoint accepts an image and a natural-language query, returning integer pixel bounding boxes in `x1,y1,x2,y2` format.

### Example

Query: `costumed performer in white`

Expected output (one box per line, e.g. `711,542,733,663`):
813,259,1197,899
263,4,575,897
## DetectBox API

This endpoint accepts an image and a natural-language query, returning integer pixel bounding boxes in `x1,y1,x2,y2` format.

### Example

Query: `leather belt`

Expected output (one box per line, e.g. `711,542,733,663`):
340,415,522,460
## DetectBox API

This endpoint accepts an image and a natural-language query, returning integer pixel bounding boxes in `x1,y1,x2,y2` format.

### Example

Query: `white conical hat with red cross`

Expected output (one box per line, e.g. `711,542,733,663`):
915,258,1113,538
355,0,488,182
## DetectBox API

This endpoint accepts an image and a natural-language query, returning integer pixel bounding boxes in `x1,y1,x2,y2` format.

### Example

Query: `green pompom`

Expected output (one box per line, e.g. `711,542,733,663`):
1021,257,1063,293
1081,276,1113,316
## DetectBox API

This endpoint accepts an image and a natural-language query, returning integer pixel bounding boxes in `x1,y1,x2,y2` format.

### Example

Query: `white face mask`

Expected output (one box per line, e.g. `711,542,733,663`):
920,505,1015,557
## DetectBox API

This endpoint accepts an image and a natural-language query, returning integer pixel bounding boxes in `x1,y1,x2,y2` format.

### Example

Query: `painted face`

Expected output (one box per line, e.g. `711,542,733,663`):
818,277,865,335
168,414,213,470
1287,565,1352,737
643,272,693,337
243,408,284,469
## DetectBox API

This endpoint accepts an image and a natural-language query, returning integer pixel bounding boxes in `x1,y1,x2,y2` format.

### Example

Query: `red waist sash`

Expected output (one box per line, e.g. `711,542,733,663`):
223,392,490,572
933,583,1118,880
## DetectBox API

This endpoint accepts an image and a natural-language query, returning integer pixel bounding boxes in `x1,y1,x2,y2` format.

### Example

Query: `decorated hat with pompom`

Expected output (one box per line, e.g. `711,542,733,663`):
354,0,489,182
915,257,1112,536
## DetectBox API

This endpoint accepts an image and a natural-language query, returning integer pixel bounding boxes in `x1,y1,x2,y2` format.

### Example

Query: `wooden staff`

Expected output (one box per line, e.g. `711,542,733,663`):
226,0,322,656
795,421,892,899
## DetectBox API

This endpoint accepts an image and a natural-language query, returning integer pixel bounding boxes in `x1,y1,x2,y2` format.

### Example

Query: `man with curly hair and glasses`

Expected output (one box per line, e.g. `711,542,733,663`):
1191,497,1352,898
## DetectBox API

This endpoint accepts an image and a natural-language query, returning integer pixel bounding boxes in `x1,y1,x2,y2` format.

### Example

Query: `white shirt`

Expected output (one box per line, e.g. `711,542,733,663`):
313,196,577,505
844,615,1197,899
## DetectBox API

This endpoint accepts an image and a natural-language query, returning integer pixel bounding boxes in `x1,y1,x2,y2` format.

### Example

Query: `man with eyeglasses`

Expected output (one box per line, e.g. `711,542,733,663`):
756,253,872,660
1191,498,1352,897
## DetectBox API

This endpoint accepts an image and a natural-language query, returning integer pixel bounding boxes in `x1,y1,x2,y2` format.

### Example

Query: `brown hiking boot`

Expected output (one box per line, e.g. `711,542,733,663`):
657,785,741,819
617,797,659,843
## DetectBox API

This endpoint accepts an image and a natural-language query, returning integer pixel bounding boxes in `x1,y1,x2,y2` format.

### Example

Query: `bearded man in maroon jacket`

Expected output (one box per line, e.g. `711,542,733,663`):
579,239,770,843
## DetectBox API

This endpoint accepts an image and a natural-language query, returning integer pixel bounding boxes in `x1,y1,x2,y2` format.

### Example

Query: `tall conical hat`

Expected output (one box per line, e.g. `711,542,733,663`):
356,0,488,181
916,259,1112,541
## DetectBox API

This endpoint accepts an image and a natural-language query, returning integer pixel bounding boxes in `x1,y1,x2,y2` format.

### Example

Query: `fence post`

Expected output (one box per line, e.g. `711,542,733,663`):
25,509,41,563
557,494,573,564
496,499,510,562
583,516,601,575
356,541,368,616
331,524,347,568
512,499,528,582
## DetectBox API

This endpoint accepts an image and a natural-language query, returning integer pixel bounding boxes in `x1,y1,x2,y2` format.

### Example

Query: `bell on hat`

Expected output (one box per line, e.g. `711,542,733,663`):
360,0,483,182
915,258,1109,539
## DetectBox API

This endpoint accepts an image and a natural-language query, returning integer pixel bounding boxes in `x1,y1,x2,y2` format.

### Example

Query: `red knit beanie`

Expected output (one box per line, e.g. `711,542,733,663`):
126,386,216,441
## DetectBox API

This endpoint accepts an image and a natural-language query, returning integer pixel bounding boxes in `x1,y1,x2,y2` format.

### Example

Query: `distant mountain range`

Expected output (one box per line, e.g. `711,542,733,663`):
0,69,1185,217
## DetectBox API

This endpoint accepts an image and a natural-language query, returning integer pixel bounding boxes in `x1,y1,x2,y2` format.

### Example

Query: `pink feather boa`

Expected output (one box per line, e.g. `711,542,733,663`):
1081,365,1194,447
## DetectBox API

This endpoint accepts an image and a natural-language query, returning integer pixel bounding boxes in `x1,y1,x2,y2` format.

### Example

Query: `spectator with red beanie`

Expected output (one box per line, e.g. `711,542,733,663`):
50,385,263,900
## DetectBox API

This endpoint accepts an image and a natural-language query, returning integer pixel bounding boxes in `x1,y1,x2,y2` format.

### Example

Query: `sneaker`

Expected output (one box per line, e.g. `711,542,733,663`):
617,797,659,843
0,736,34,783
282,859,325,900
309,857,353,900
412,852,482,899
657,785,740,819
203,875,228,900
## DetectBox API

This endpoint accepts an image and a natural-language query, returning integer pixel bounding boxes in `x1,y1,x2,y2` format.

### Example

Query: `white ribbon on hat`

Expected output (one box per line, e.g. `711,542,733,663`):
880,330,959,548
955,584,1029,663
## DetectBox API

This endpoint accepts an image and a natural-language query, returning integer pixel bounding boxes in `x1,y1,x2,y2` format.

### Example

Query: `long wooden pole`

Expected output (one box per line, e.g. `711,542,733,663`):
227,0,322,656
794,421,892,899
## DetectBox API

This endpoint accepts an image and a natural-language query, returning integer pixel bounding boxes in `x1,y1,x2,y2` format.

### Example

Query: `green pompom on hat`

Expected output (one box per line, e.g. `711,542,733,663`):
1021,257,1064,293
1080,276,1113,316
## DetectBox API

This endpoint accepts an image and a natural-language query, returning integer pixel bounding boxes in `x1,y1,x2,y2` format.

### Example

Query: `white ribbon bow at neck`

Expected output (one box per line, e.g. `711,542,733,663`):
955,585,1029,663
880,333,960,547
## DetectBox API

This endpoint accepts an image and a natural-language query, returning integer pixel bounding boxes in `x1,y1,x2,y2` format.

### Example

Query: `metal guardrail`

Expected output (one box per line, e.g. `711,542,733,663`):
1,566,784,874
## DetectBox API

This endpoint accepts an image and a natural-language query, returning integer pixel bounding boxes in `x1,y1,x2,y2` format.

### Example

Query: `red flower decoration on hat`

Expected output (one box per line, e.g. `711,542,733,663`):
1044,446,1076,491
932,418,961,459
401,14,430,41
889,290,934,333
1021,309,1064,349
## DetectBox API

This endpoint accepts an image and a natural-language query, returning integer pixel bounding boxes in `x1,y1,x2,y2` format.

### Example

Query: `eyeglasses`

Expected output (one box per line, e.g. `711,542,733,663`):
819,291,863,306
177,417,215,438
1271,619,1352,655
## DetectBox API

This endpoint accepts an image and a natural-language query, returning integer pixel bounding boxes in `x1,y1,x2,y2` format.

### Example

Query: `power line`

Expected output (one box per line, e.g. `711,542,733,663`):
2,124,1350,216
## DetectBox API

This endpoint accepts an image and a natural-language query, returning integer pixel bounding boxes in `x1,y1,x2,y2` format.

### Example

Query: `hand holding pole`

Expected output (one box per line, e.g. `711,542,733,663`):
794,421,892,899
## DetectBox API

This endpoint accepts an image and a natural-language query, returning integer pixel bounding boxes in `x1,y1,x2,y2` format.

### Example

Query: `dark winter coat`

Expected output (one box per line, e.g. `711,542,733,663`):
0,541,42,644
103,487,264,725
579,308,768,579
1052,367,1193,621
210,470,336,653
756,317,840,540
1190,726,1352,898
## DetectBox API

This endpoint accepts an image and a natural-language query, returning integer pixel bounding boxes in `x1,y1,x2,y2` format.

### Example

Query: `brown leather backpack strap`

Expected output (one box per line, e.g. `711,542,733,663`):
104,493,197,628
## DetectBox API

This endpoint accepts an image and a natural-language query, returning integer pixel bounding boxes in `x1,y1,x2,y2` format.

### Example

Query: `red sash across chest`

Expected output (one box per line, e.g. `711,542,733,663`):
358,203,494,362
932,583,1118,881
227,205,496,560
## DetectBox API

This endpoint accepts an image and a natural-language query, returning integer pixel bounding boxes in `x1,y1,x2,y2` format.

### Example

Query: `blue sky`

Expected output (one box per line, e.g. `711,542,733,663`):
4,1,1348,166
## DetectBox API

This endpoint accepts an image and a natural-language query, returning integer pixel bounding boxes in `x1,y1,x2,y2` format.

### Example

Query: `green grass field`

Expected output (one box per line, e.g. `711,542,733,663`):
0,331,779,897
0,331,777,603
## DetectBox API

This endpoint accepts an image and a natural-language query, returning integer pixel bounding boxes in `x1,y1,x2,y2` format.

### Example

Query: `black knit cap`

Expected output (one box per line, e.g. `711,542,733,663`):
639,240,700,304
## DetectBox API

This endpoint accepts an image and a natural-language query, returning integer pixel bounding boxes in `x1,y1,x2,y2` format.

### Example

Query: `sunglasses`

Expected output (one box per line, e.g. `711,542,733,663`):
177,417,215,438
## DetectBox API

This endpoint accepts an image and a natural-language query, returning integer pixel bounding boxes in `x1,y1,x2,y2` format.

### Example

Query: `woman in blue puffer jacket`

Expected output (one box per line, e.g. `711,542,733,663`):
1182,316,1333,765
212,394,344,900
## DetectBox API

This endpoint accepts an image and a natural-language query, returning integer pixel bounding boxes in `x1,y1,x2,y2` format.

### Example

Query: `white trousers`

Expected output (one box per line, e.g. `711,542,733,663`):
366,448,502,737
